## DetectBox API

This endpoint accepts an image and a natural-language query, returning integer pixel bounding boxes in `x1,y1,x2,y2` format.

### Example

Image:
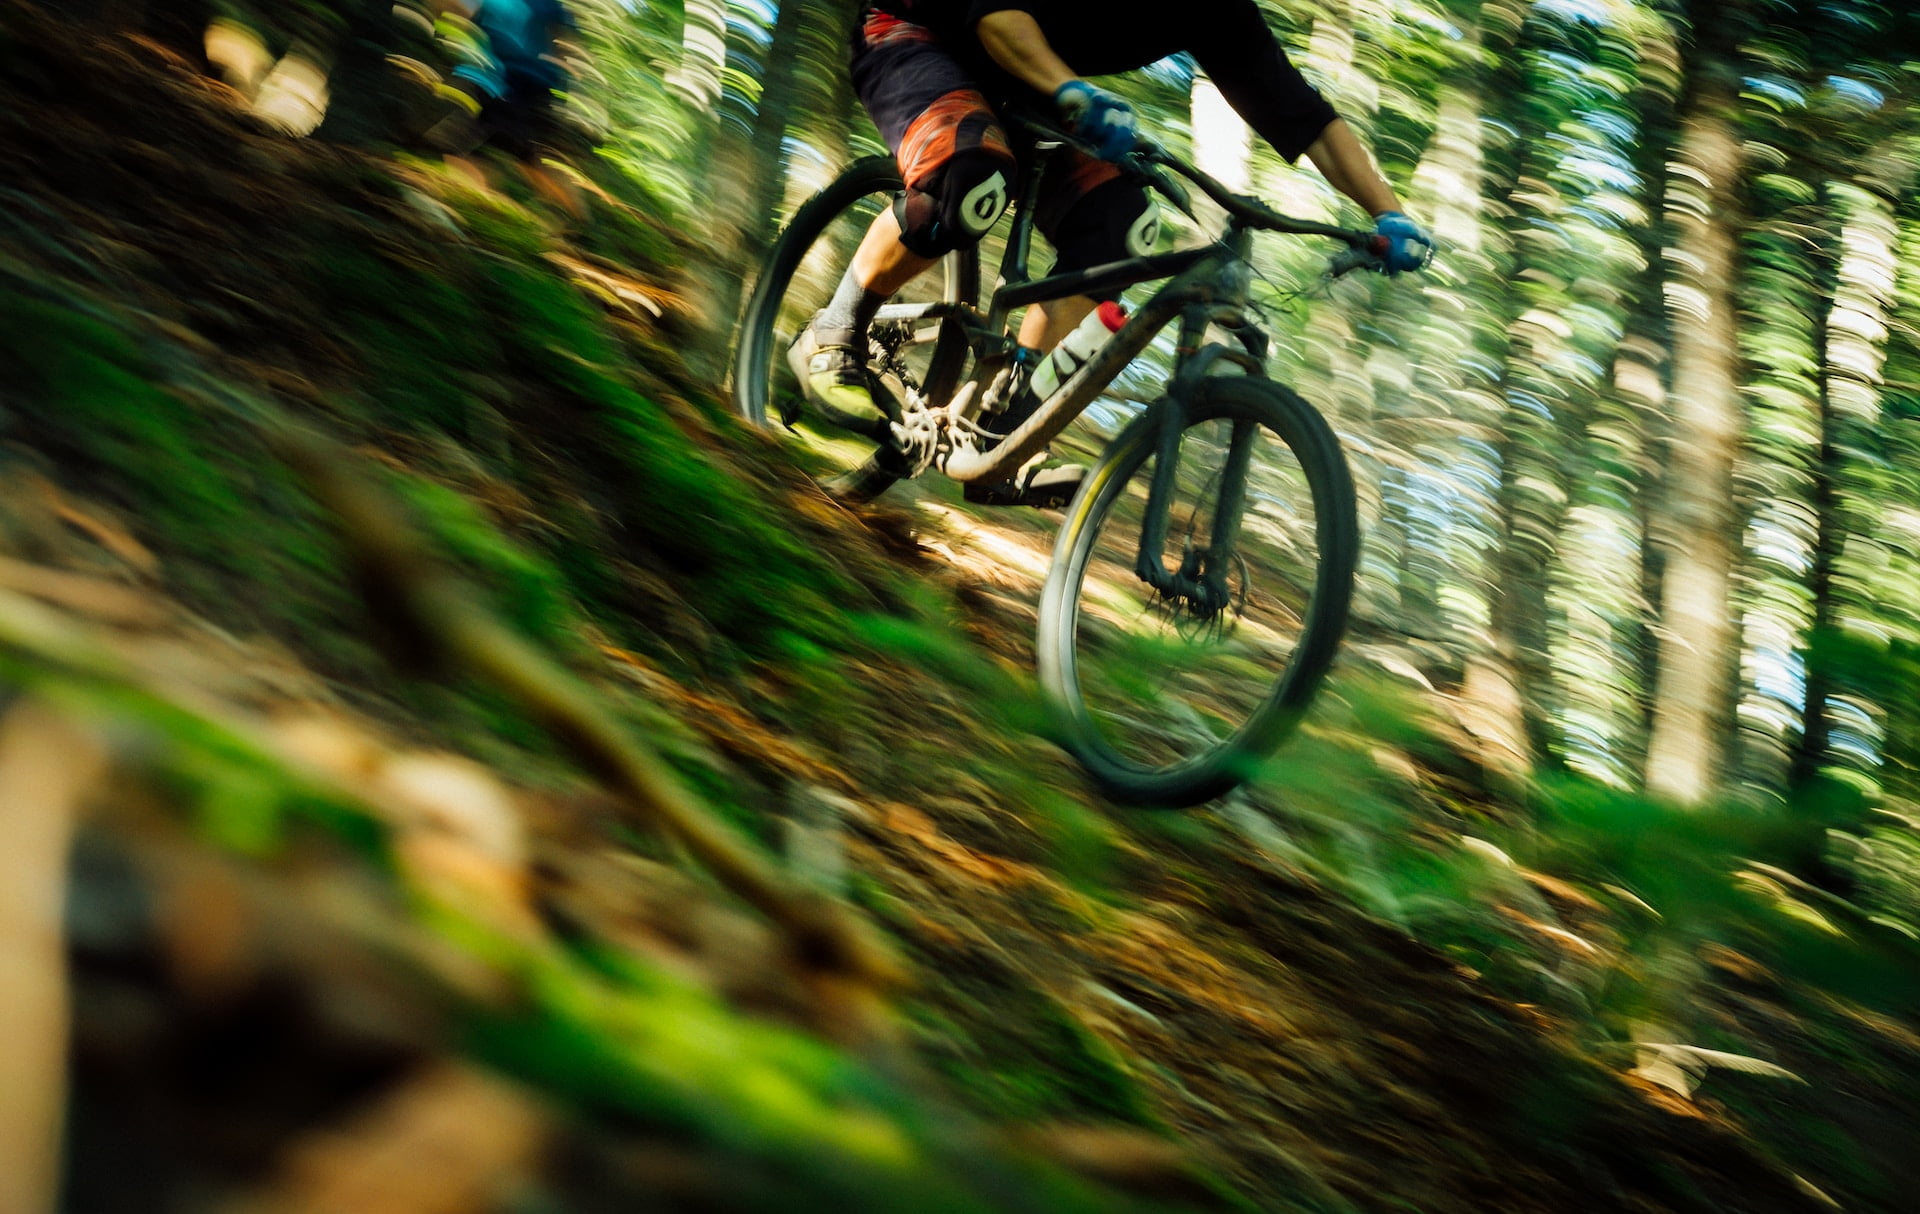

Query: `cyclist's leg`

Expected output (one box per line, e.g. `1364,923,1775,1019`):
793,203,937,426
803,12,1016,418
1019,295,1097,352
962,161,1160,506
847,208,935,305
1021,159,1160,349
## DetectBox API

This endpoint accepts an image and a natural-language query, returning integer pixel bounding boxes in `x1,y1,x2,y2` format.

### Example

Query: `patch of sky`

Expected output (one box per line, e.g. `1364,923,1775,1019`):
1458,437,1501,473
1523,216,1577,251
728,2,778,46
1558,153,1639,195
1383,480,1464,534
1401,7,1465,39
1459,356,1501,384
1562,351,1610,385
1829,695,1885,767
1827,76,1886,109
1821,2,1885,31
1747,645,1805,711
1830,731,1881,771
1567,202,1625,232
1743,75,1807,110
1749,527,1814,577
1506,389,1555,421
1582,110,1637,147
1409,471,1465,515
1538,50,1594,93
1144,54,1197,90
1448,450,1502,500
782,134,833,172
1534,0,1613,27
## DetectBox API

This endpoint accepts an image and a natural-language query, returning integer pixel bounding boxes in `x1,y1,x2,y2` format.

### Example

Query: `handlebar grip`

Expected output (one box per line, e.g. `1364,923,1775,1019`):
1329,235,1390,278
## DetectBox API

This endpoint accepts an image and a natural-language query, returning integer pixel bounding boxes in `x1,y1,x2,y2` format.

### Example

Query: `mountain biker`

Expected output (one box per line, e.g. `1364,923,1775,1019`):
426,0,579,153
791,0,1433,506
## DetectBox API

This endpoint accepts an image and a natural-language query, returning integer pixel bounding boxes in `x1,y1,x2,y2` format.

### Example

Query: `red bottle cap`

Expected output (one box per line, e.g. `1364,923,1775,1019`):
1097,300,1127,331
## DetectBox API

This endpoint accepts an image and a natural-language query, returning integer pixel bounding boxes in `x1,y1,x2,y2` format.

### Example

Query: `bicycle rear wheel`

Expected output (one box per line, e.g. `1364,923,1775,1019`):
1037,377,1358,806
732,156,977,503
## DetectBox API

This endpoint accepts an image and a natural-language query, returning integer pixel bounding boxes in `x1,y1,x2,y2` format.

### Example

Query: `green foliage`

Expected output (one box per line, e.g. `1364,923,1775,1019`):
0,290,246,550
1235,676,1920,1206
915,990,1157,1127
393,474,577,645
0,637,396,868
318,243,499,436
0,281,383,667
3,633,1140,1213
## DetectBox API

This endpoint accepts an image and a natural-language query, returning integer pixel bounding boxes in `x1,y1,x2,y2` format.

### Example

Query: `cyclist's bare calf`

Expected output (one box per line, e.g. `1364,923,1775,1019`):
846,210,1094,353
847,207,936,298
1019,292,1095,351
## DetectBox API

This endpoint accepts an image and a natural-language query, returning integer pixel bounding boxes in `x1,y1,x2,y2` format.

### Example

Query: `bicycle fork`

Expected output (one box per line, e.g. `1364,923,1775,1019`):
1133,305,1265,615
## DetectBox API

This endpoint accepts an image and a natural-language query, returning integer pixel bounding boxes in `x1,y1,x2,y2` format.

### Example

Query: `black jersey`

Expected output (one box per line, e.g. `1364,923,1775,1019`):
873,0,1338,160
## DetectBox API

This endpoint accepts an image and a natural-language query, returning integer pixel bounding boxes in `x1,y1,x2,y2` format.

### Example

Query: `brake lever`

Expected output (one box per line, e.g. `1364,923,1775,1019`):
1141,160,1193,217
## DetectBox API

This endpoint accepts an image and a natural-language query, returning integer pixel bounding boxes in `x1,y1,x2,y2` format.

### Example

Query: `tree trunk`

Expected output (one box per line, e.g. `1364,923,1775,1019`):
1644,3,1745,803
1478,9,1561,767
1625,29,1680,786
1792,183,1900,787
668,0,729,111
705,0,810,344
1790,219,1842,791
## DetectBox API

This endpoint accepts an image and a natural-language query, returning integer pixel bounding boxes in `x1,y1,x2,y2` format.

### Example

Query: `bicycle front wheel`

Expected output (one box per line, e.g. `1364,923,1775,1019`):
1037,377,1358,806
732,156,977,503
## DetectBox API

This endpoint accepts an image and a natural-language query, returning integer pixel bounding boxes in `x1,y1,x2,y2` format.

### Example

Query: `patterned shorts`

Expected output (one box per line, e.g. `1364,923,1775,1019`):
848,8,1146,257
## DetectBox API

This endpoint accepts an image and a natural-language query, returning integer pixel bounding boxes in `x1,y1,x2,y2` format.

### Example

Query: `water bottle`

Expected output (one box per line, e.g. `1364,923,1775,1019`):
1028,300,1127,403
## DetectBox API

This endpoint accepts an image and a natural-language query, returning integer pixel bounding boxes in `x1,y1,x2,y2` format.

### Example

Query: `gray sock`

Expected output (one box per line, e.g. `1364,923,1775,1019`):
816,266,887,350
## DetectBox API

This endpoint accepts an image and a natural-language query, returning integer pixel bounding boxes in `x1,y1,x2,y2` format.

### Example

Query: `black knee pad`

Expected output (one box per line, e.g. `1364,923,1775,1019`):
894,148,1014,257
1048,178,1160,280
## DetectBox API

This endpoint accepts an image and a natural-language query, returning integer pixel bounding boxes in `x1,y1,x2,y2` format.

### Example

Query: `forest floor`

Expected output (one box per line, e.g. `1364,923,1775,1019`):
3,5,1916,1212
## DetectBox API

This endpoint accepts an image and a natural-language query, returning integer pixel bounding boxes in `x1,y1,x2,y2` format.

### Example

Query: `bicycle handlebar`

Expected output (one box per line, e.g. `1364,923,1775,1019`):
1140,140,1392,275
1006,111,1390,276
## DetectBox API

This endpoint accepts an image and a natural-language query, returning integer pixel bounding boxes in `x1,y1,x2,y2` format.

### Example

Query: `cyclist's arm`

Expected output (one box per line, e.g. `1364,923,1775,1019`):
1192,4,1403,218
975,11,1076,95
1304,118,1401,217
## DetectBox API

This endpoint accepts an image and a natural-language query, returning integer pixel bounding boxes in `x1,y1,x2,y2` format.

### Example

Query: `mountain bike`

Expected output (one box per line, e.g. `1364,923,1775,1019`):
733,115,1392,806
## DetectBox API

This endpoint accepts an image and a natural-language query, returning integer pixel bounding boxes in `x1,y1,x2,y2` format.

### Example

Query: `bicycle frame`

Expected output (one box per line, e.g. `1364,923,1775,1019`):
916,140,1267,488
873,134,1280,611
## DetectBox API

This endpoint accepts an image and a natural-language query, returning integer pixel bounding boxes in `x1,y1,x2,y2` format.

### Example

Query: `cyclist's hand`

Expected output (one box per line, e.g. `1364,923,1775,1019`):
1374,211,1434,274
1055,80,1137,162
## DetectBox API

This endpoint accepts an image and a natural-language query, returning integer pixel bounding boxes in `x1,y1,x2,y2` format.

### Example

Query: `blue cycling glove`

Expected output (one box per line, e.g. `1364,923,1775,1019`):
1054,79,1137,162
1374,211,1434,274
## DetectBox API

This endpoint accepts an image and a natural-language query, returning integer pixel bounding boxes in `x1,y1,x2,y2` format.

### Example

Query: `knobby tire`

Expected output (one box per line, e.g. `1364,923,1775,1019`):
732,156,976,503
1038,376,1358,806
